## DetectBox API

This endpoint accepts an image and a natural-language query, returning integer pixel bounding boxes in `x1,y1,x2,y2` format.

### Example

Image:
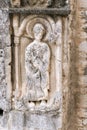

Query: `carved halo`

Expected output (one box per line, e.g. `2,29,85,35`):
17,15,55,42
26,17,54,41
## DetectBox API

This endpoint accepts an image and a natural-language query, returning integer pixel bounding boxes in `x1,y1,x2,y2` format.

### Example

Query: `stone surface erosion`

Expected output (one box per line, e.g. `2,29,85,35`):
0,0,87,130
25,23,50,102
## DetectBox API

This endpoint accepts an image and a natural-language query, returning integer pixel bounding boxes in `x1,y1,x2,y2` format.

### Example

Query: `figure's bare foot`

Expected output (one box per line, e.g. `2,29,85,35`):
28,102,35,110
40,100,47,107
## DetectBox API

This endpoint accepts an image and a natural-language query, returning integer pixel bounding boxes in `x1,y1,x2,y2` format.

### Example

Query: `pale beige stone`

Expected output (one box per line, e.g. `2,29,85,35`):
25,23,50,102
12,15,62,113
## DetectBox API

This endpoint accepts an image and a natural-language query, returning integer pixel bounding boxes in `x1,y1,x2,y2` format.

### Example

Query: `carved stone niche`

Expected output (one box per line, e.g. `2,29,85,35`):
12,15,62,129
12,15,62,130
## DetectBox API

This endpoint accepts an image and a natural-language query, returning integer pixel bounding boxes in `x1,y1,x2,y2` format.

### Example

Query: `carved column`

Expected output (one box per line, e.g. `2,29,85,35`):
13,15,21,98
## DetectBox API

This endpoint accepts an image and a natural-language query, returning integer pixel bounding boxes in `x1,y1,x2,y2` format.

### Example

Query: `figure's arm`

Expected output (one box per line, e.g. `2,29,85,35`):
25,48,33,74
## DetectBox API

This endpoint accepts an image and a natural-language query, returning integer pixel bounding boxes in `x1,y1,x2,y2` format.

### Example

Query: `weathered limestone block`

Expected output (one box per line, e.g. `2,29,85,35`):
10,14,63,130
0,8,11,112
8,108,62,130
9,111,24,130
0,113,9,130
75,1,87,128
0,49,10,111
25,113,58,130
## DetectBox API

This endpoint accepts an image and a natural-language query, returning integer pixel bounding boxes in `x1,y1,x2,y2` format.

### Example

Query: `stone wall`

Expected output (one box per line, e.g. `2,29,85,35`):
0,1,11,130
64,0,87,129
75,0,87,130
62,0,77,129
0,0,87,130
0,1,11,111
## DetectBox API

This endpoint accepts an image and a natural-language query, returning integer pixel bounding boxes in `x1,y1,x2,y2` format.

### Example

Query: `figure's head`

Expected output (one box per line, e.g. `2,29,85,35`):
33,23,45,41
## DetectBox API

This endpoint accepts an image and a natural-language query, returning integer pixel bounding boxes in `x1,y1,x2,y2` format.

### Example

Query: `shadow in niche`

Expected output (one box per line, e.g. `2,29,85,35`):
0,109,3,116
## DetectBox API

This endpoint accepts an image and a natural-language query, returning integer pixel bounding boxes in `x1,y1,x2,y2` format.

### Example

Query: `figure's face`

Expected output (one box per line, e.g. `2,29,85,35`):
34,29,44,40
33,24,45,41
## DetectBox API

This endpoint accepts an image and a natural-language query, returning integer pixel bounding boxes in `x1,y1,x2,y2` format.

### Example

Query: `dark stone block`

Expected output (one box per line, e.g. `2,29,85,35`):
9,5,70,16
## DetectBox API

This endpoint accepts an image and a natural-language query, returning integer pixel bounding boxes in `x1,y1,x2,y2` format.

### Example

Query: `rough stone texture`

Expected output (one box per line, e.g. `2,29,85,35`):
60,1,77,129
0,0,87,130
9,0,70,16
0,0,8,8
0,6,11,111
9,111,24,130
62,0,87,130
75,0,87,130
11,0,67,8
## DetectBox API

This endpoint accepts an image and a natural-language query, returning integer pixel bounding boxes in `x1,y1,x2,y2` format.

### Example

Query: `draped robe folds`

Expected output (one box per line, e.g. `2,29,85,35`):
25,41,50,101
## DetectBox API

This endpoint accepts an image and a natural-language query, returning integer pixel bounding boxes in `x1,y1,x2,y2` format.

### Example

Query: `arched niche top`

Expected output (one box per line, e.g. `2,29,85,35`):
13,15,56,43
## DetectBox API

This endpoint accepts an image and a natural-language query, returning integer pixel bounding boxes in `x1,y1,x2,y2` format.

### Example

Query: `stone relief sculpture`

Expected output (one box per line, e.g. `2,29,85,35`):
52,0,66,7
25,23,50,103
13,15,62,113
10,0,67,7
21,0,52,7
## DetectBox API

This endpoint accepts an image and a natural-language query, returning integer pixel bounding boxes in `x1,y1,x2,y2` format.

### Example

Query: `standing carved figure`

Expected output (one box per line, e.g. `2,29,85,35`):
25,23,50,102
